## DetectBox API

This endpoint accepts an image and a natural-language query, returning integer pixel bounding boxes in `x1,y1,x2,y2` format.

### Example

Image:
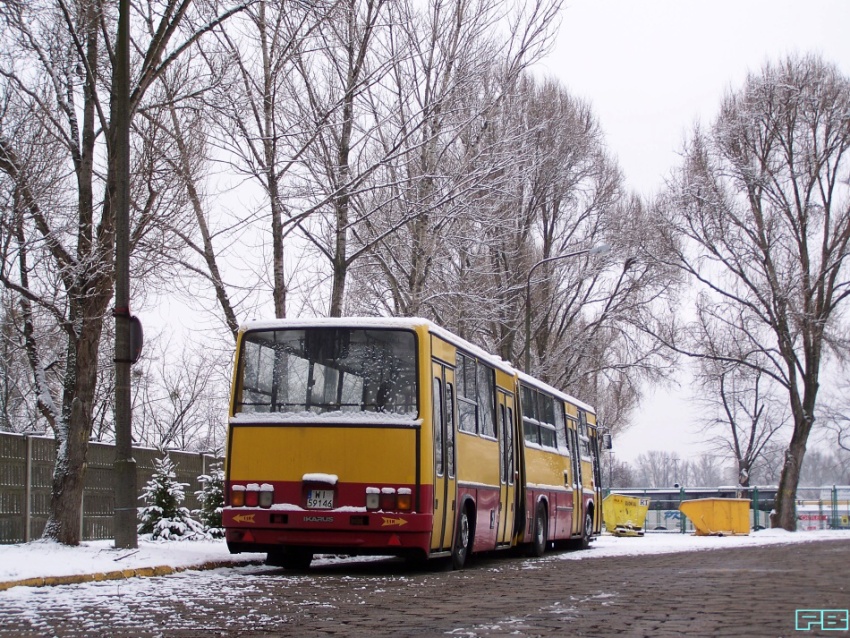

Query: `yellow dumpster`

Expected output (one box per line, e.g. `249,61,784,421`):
679,498,750,536
603,494,650,537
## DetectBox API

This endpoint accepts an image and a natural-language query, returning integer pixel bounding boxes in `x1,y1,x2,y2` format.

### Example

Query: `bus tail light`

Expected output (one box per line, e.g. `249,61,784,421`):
397,488,412,512
367,486,413,511
380,487,396,511
231,485,246,507
245,484,260,507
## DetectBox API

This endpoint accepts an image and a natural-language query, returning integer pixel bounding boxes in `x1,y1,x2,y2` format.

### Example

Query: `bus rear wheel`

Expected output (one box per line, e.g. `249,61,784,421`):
451,505,473,570
578,510,593,550
530,502,548,557
267,548,313,571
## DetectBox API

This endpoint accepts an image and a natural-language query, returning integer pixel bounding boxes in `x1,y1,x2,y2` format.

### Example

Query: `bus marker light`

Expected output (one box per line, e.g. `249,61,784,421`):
245,489,259,507
366,487,380,510
231,487,246,507
259,485,274,508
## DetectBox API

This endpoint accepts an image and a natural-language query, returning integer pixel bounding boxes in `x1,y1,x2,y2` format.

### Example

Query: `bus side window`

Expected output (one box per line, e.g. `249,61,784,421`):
478,364,496,438
555,403,567,450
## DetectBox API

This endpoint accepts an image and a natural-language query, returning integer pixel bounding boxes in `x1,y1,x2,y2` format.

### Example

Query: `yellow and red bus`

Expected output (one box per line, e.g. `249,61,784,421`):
223,318,603,569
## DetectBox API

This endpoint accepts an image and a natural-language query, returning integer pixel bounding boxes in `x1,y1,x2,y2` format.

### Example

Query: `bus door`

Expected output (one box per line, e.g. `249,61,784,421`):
496,389,516,545
431,362,457,552
568,424,583,536
589,428,603,532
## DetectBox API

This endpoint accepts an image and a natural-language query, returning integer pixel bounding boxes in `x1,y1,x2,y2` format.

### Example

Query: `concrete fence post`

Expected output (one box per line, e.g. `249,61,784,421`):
751,486,759,530
24,435,33,543
832,485,839,530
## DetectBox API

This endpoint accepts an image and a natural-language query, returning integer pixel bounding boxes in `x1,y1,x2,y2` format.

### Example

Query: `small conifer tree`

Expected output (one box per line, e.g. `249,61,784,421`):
138,454,205,540
195,462,225,538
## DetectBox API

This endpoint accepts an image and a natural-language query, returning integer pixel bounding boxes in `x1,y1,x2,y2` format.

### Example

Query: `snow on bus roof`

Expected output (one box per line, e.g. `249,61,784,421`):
239,317,593,412
243,316,514,365
240,316,432,332
517,369,596,415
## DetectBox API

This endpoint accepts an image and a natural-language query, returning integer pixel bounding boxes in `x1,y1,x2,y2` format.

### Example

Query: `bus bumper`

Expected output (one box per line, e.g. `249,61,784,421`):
223,508,432,556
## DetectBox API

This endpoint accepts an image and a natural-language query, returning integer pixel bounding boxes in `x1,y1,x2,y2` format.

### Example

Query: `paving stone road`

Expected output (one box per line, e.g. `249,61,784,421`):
1,539,848,637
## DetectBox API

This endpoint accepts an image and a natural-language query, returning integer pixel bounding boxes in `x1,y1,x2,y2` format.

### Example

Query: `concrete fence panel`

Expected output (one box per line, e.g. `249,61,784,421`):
0,432,221,544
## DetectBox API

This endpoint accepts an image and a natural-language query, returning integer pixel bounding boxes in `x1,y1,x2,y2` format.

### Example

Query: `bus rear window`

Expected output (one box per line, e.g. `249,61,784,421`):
236,327,417,417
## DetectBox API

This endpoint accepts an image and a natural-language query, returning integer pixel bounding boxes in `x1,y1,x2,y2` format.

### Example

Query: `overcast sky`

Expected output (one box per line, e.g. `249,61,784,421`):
538,0,850,463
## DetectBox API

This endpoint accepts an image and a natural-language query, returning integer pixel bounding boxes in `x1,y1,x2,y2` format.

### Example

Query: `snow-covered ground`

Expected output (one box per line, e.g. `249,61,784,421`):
2,528,849,585
0,538,264,584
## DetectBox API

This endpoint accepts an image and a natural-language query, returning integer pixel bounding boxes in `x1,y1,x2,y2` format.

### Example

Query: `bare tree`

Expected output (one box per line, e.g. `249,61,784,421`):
601,454,635,489
332,0,563,318
0,0,251,544
0,291,39,432
688,454,727,488
821,374,850,453
349,56,673,442
798,448,850,486
632,450,680,488
203,1,333,321
132,338,230,452
652,55,850,530
695,360,788,487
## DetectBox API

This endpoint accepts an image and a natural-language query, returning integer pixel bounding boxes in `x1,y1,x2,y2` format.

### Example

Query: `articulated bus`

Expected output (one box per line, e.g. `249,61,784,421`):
223,318,603,569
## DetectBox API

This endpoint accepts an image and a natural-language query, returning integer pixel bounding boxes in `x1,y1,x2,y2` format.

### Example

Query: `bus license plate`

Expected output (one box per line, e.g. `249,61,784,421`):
307,489,334,509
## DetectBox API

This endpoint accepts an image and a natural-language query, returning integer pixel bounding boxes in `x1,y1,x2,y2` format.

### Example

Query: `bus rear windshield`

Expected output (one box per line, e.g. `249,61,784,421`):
236,327,418,417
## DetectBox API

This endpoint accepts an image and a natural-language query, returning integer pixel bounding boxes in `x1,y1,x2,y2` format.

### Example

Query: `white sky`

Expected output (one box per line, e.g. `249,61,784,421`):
538,0,850,463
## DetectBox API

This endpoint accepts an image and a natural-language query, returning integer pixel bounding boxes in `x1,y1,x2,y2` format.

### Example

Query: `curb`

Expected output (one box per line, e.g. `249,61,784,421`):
0,559,264,592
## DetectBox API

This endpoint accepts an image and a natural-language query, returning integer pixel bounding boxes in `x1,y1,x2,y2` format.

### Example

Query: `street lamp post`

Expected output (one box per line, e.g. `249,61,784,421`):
523,244,610,373
112,0,137,550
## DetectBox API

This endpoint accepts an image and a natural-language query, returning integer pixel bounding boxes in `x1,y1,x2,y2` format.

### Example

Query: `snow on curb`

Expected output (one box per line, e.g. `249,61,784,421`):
0,559,262,592
0,539,265,591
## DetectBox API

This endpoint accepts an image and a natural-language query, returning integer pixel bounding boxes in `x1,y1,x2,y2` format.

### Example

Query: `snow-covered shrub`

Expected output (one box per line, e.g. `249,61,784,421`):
195,462,225,538
138,454,205,541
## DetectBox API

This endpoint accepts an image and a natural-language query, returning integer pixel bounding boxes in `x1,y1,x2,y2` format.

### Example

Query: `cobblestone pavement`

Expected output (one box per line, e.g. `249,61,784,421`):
1,539,847,637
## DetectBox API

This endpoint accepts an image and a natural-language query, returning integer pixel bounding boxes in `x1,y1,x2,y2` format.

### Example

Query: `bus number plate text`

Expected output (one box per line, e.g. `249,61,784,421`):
307,489,334,509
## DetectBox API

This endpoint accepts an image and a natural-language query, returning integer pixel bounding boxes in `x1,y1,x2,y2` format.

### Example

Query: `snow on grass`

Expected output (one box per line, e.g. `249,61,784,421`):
0,538,264,583
570,528,850,558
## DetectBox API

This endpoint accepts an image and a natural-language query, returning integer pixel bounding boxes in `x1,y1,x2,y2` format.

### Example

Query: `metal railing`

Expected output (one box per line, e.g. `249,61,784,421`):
606,485,850,533
0,432,220,544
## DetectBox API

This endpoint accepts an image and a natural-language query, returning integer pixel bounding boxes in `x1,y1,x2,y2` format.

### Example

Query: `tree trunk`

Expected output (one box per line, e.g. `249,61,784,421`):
772,446,803,531
42,310,106,545
772,416,811,531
